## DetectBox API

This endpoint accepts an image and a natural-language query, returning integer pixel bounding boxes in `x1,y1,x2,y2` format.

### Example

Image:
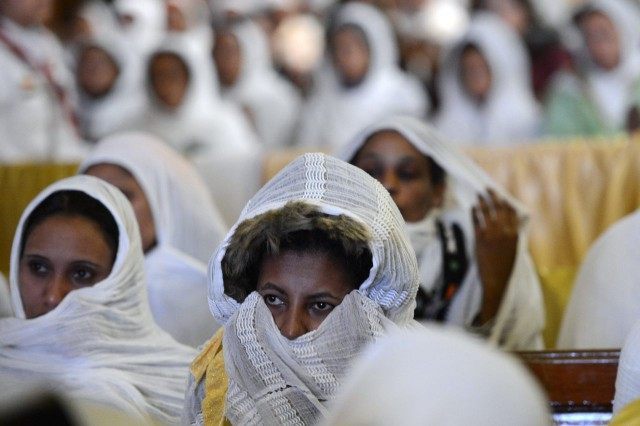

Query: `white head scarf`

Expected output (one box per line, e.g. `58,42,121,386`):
296,2,428,151
0,175,196,424
222,20,302,148
558,210,640,349
322,326,552,426
205,153,420,424
435,12,541,145
571,0,640,129
340,116,545,349
74,31,146,142
142,34,260,157
113,0,167,56
0,273,11,318
614,316,640,413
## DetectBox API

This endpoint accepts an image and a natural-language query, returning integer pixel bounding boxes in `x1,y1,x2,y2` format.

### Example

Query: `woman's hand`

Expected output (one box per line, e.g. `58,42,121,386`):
472,189,519,324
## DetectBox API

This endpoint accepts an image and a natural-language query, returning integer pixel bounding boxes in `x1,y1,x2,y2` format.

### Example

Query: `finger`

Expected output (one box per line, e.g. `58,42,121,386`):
472,205,486,232
479,192,497,222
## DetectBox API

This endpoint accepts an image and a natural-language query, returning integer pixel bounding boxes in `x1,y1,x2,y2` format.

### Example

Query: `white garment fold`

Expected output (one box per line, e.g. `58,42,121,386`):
322,326,552,425
435,12,541,145
340,115,545,349
614,317,640,413
296,2,428,152
0,273,11,318
558,210,640,349
0,175,196,425
80,132,226,347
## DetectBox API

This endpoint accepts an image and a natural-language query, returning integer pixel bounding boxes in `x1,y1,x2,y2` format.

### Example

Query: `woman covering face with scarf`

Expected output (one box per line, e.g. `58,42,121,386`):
342,116,545,350
0,175,195,424
183,153,419,425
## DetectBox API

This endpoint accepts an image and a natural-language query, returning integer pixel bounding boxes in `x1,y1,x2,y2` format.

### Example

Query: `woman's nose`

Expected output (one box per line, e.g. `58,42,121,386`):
44,275,71,310
278,307,310,340
381,170,399,195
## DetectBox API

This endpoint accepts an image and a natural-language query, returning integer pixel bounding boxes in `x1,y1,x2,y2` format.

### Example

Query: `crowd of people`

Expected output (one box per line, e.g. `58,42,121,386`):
2,0,640,424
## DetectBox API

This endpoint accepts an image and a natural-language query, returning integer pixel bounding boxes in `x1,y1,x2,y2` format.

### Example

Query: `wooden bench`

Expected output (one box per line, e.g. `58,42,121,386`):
517,350,620,425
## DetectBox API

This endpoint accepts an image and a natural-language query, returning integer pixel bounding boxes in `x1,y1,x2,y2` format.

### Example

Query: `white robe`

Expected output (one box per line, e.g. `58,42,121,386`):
113,0,167,56
0,273,11,318
435,13,541,145
0,175,195,424
322,327,552,426
558,210,640,349
222,21,302,148
80,132,226,347
614,318,640,413
0,18,86,162
341,116,545,350
296,2,428,152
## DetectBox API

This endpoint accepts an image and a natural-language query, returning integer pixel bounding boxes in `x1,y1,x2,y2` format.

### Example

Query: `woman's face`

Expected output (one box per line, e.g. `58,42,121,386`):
331,26,370,87
213,31,242,88
149,53,190,109
579,11,620,71
460,45,492,104
84,164,157,253
352,130,445,223
0,0,52,27
257,250,356,340
19,215,115,319
77,46,119,99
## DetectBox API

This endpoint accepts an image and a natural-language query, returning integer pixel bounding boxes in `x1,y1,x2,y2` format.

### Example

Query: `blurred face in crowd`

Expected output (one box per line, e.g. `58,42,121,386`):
85,164,157,253
166,3,187,32
77,46,120,99
578,11,620,71
486,0,531,36
19,214,115,319
459,44,492,105
257,250,357,340
352,130,446,223
0,0,53,27
213,31,242,88
149,52,190,109
331,25,370,87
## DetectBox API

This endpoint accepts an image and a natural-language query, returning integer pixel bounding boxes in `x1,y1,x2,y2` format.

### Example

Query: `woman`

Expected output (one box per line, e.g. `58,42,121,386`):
322,327,552,425
558,210,640,349
435,12,541,145
183,153,420,425
0,175,195,424
341,115,545,349
544,0,640,137
142,34,259,158
81,131,227,347
296,2,428,151
74,31,146,142
214,20,302,148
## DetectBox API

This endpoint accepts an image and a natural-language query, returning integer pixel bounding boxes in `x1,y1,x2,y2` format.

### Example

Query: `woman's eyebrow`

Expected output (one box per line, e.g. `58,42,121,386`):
307,292,342,300
257,282,286,294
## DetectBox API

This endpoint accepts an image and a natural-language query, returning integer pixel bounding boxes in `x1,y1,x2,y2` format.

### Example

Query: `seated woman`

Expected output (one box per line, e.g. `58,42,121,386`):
435,13,541,145
341,115,544,349
74,30,146,142
183,153,419,425
544,0,640,137
81,131,227,347
0,175,195,424
558,210,640,349
295,2,428,151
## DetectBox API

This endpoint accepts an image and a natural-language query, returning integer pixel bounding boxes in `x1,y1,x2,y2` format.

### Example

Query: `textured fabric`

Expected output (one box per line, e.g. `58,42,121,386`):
141,34,260,159
614,319,640,413
435,13,541,145
79,132,226,347
0,273,10,318
74,30,146,142
341,116,545,349
0,175,196,424
184,152,420,424
321,327,552,426
295,2,427,151
558,210,640,349
222,21,302,148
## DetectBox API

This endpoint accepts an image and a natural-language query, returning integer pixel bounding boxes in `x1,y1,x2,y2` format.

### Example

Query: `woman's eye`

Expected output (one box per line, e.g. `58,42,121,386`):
28,261,48,275
264,294,284,306
311,302,335,312
397,168,420,181
72,268,95,283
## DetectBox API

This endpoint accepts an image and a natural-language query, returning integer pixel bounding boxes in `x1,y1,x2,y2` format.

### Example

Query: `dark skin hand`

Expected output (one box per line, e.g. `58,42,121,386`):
472,189,519,324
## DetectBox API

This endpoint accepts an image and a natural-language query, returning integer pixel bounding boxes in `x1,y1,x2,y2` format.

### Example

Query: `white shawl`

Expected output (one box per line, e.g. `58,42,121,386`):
141,34,260,158
558,210,640,349
322,327,552,425
79,132,227,347
222,20,302,149
0,273,11,318
435,12,541,145
74,31,147,142
295,2,428,152
614,317,640,413
340,116,545,349
0,175,196,424
113,0,167,56
186,153,420,424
